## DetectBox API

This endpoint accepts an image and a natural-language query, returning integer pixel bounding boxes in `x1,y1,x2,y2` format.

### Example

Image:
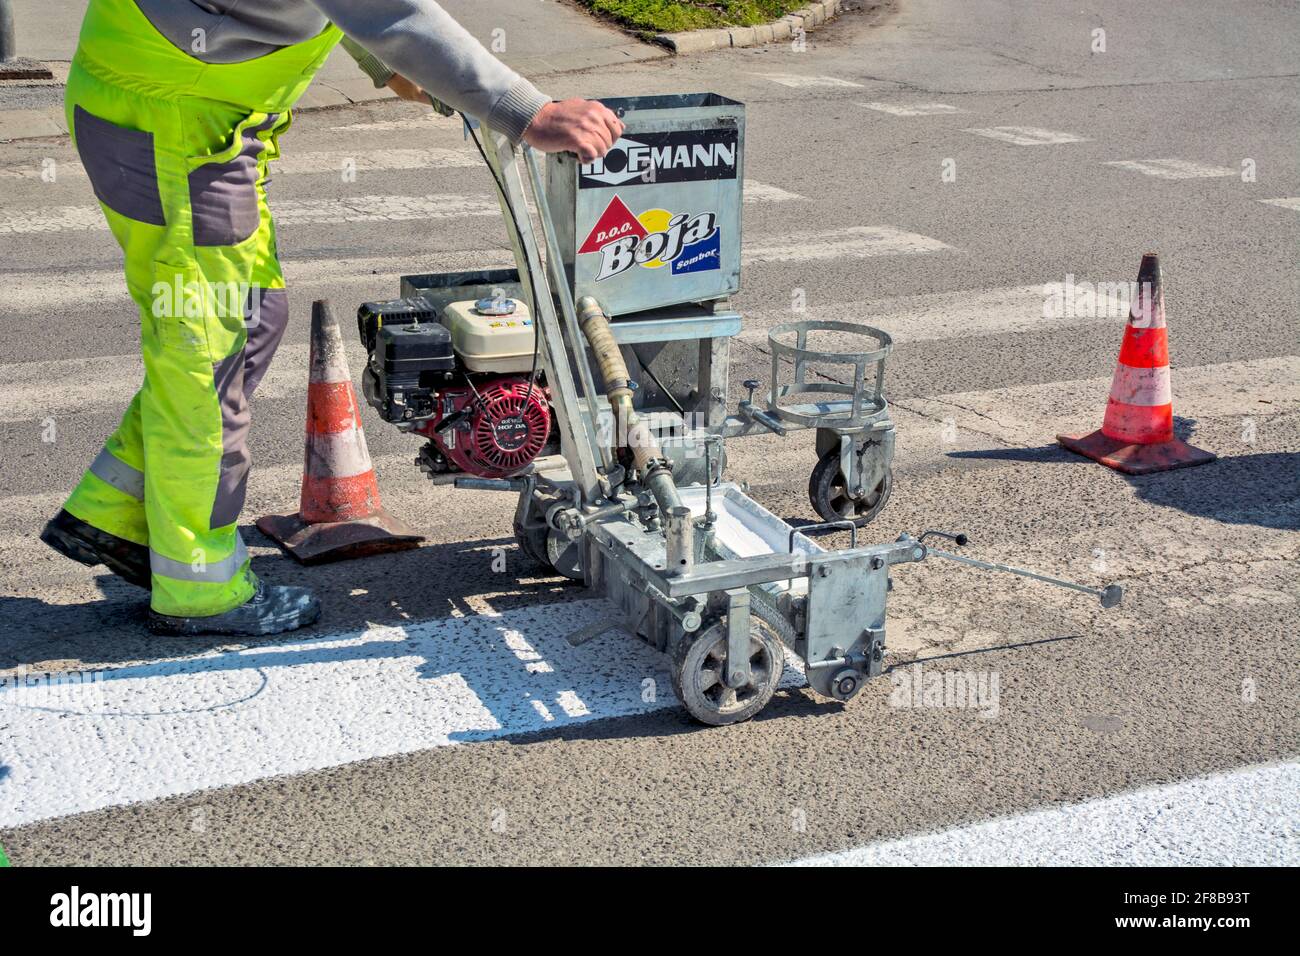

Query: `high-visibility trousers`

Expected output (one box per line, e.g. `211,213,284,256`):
60,0,341,616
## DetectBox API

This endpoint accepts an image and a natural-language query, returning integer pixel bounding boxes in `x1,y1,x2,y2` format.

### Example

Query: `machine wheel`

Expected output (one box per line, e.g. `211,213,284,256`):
808,447,892,527
517,522,583,580
670,607,785,726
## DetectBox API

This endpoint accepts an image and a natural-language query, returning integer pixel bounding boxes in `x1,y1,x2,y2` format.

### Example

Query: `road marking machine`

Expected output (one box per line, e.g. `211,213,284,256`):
355,94,1122,725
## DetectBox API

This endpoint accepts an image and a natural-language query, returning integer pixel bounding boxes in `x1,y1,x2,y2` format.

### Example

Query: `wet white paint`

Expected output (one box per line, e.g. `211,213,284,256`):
0,598,802,827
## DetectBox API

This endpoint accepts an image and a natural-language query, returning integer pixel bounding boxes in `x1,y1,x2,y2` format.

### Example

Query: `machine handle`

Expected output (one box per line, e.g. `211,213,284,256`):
925,546,1123,608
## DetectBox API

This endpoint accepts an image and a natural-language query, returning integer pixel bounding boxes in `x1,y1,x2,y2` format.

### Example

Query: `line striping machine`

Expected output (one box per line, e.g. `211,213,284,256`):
355,94,1122,725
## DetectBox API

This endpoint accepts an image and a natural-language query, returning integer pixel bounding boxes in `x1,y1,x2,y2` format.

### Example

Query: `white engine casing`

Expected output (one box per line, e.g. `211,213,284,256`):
443,299,535,373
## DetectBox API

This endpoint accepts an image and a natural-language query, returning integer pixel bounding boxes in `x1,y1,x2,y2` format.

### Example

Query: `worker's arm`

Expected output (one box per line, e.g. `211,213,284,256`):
338,34,453,112
312,0,621,158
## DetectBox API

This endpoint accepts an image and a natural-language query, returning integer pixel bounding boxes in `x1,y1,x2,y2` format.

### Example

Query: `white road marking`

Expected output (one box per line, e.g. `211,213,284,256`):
743,283,1124,344
0,252,511,318
0,160,86,181
329,116,462,132
744,225,950,264
0,177,801,235
1259,197,1300,211
902,354,1300,450
861,102,964,117
0,600,803,827
0,148,482,182
279,148,481,173
786,761,1300,865
0,194,499,234
743,180,806,203
0,204,110,234
963,126,1087,146
273,194,500,225
757,73,865,89
0,217,920,327
1104,158,1238,179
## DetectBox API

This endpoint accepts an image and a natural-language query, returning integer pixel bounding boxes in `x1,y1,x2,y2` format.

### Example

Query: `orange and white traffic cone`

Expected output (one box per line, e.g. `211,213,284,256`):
257,299,423,563
1057,253,1215,475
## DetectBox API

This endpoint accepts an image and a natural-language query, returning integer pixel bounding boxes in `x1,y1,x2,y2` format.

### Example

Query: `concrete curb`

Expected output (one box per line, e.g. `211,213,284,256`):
657,0,844,54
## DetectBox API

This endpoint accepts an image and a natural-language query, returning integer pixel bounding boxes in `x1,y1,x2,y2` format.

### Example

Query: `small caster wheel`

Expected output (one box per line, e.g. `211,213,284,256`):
670,607,785,726
828,667,863,702
808,447,892,527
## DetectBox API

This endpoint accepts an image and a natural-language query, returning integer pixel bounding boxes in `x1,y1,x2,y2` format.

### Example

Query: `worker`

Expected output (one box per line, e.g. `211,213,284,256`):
39,0,624,636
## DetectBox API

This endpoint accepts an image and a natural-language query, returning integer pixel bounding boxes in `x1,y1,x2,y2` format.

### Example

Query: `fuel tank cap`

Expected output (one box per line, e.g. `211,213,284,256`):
474,296,517,316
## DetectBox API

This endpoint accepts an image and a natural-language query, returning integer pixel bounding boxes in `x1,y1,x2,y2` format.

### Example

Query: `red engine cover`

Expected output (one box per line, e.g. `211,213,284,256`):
417,376,550,478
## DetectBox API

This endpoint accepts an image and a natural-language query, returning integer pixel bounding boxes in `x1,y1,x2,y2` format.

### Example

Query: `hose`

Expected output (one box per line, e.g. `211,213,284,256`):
576,295,682,514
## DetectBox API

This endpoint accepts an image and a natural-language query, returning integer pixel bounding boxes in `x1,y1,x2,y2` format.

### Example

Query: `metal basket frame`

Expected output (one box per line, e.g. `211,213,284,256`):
765,319,893,429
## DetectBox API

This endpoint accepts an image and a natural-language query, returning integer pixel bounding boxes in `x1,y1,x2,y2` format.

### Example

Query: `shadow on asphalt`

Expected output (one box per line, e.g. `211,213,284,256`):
0,532,580,669
449,684,838,746
945,427,1298,532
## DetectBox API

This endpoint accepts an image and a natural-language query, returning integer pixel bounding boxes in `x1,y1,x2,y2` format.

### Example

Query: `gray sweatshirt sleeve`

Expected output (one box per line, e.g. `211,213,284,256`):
310,0,551,142
339,35,395,88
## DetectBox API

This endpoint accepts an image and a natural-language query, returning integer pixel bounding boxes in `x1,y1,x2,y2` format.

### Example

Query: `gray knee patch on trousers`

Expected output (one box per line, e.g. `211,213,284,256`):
243,286,289,396
211,349,251,529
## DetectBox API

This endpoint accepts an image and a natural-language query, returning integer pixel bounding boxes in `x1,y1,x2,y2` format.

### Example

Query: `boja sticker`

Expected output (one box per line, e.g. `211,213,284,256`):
579,195,720,281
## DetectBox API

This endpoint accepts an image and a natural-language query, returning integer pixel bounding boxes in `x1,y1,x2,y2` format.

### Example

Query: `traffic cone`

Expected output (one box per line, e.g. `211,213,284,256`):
1057,253,1215,475
257,299,423,563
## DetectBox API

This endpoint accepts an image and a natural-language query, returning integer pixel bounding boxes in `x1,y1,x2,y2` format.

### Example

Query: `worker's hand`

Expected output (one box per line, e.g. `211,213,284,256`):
385,73,430,104
522,99,624,162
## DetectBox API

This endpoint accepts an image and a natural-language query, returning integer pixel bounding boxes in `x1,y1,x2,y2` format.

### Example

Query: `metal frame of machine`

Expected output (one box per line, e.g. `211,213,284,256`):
363,95,1121,725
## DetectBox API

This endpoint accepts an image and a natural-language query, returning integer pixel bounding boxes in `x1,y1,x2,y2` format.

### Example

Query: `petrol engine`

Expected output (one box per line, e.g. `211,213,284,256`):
358,296,553,479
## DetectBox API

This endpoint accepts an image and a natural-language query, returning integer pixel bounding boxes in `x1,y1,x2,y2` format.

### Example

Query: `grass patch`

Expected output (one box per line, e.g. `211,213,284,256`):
579,1,812,33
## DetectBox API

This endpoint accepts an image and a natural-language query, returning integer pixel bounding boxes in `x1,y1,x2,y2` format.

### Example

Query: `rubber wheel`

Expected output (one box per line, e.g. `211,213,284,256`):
808,447,892,527
670,607,785,726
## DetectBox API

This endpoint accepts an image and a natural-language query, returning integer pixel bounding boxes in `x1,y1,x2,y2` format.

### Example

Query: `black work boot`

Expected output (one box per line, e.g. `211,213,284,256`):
40,509,151,589
147,580,321,636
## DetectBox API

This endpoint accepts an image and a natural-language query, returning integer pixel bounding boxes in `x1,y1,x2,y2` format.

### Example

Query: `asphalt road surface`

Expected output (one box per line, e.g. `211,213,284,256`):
0,0,1296,865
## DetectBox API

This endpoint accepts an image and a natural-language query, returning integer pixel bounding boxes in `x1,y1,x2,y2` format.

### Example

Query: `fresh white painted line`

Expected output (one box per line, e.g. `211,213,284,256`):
861,102,963,117
1104,159,1237,180
786,761,1300,865
964,126,1087,146
757,73,865,89
743,180,806,203
0,600,802,827
1259,197,1300,211
744,226,950,264
742,283,1126,345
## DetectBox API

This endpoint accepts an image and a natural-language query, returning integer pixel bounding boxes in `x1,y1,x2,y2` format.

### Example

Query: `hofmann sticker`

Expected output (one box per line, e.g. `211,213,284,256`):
579,128,738,188
579,195,720,281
